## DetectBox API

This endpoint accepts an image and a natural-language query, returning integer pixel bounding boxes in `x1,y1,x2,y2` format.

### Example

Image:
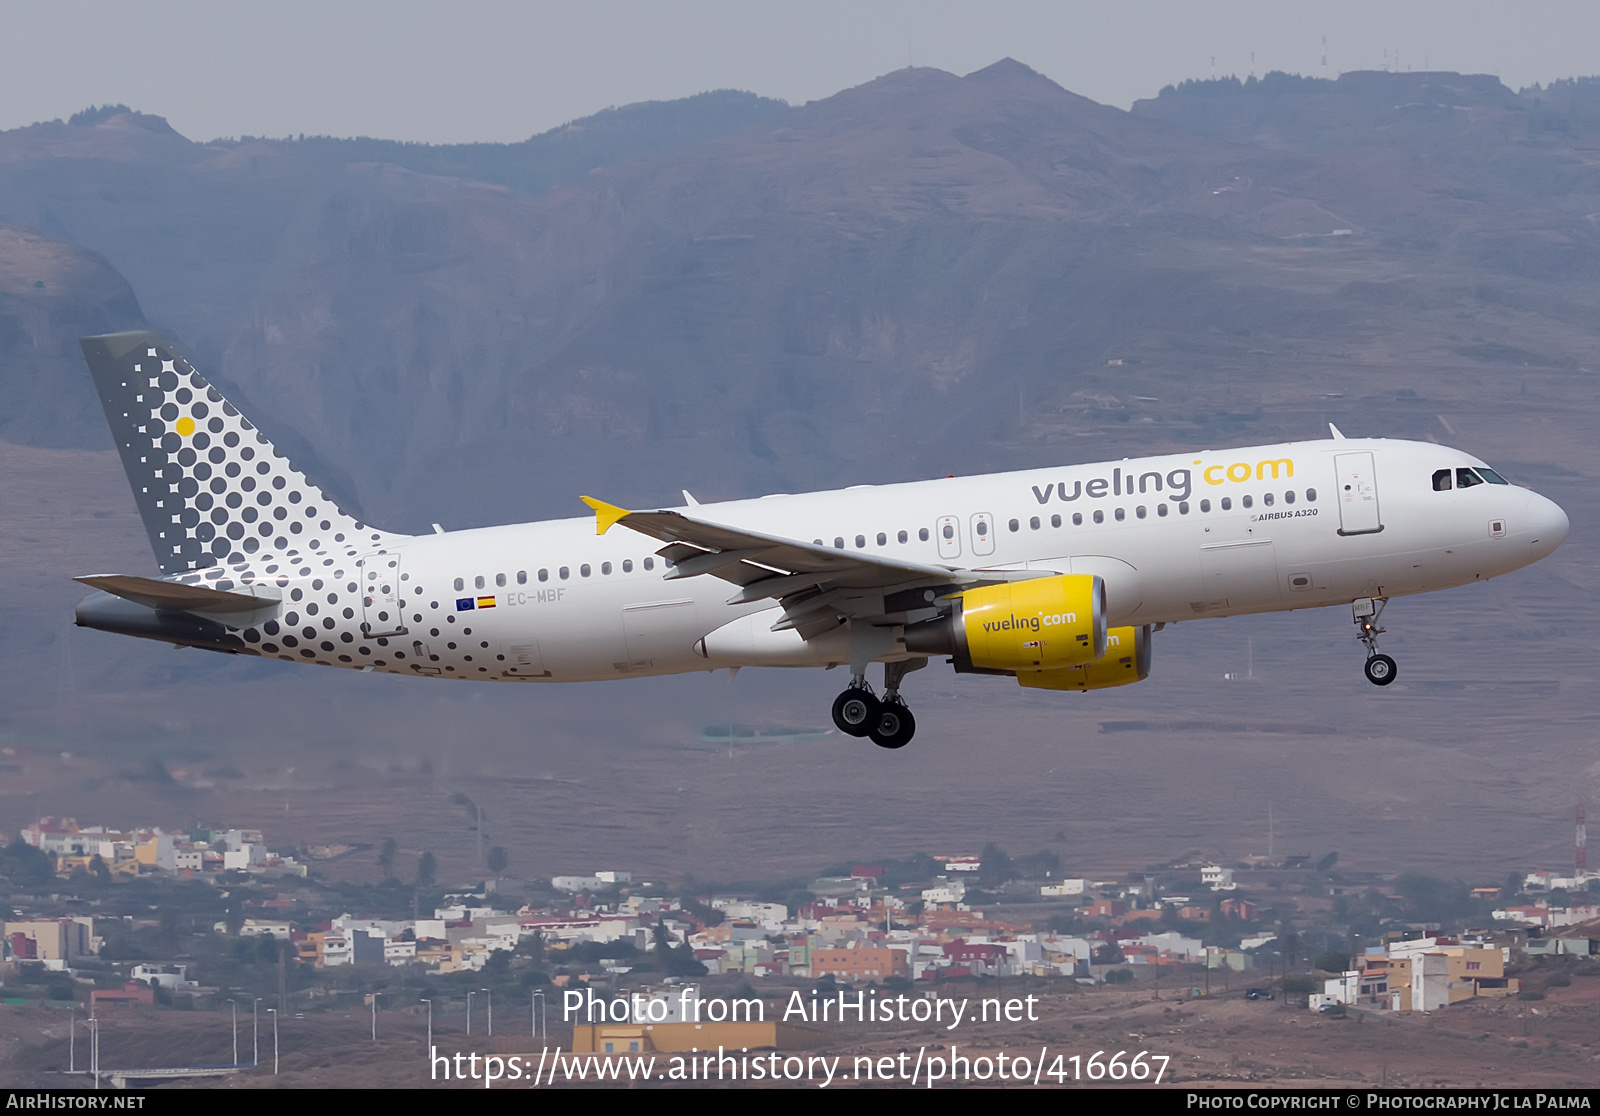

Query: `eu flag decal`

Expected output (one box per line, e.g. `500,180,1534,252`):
476,596,497,609
455,597,475,611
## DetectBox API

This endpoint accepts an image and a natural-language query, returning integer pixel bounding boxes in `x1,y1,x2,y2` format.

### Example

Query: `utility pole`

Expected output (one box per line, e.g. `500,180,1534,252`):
467,990,474,1035
482,988,492,1037
422,999,433,1050
227,999,237,1065
268,1008,279,1075
252,997,262,1066
371,992,381,1041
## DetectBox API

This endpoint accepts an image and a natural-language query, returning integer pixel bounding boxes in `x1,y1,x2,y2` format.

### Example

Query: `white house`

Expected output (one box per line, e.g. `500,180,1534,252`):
131,963,197,989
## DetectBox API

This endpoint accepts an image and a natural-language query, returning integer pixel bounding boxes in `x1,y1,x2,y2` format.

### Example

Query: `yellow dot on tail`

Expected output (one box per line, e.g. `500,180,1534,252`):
175,416,195,437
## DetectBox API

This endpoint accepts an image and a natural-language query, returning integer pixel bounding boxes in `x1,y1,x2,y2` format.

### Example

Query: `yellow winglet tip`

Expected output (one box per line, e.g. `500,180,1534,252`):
581,496,630,535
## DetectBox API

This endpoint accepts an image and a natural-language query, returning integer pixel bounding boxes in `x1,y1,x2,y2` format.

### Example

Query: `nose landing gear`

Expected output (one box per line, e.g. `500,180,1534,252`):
831,657,927,748
1353,598,1397,686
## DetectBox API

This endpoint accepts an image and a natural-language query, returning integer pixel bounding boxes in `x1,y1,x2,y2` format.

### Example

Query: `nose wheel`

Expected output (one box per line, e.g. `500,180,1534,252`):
1363,654,1397,686
1353,598,1398,686
831,658,926,748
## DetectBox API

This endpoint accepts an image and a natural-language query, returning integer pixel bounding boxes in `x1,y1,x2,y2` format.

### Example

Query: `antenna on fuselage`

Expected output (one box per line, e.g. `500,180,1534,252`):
1328,423,1347,440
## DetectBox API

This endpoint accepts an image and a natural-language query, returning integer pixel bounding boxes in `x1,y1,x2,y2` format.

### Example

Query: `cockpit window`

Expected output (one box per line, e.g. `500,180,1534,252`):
1432,469,1453,491
1456,467,1485,489
1477,467,1509,484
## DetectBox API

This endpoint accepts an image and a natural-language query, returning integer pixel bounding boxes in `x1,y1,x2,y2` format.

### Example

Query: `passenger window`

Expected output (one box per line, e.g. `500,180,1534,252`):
976,521,989,537
1114,508,1125,521
1457,468,1484,489
834,537,845,549
1241,495,1253,509
1305,488,1317,502
897,530,908,544
453,577,464,591
1051,514,1061,528
580,564,591,577
1263,493,1273,506
601,562,612,575
1136,506,1147,519
1179,502,1189,514
475,575,485,590
495,573,506,587
643,557,655,571
538,569,548,582
1433,469,1453,491
1072,513,1083,526
1285,490,1295,505
1200,499,1211,512
1093,510,1104,524
1157,504,1168,517
1029,516,1040,530
919,528,930,542
516,571,527,584
1221,497,1232,511
941,525,954,540
855,535,866,548
876,532,886,546
622,559,633,573
559,567,570,580
1007,519,1018,532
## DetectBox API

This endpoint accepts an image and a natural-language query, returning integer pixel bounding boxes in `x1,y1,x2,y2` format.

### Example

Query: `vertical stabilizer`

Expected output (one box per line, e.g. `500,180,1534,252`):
80,331,402,573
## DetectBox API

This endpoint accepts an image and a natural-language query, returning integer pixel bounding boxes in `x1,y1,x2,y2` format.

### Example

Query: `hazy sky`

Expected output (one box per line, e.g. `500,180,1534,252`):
5,1,1600,144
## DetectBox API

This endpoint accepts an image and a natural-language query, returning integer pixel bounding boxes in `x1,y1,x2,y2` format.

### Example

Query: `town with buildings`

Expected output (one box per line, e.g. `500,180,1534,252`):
4,812,1598,1030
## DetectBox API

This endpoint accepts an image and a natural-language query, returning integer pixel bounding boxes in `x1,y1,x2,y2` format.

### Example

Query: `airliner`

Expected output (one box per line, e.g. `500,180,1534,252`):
73,332,1569,748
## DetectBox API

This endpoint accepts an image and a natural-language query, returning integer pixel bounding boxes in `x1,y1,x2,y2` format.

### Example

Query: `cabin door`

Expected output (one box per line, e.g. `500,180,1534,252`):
1335,452,1383,536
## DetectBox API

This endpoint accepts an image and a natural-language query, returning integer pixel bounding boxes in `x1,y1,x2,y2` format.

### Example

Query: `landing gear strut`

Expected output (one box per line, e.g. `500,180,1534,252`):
1353,598,1397,687
831,658,926,749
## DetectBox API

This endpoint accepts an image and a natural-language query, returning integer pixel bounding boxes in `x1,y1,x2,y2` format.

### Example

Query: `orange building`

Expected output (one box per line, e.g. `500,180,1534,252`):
809,944,908,982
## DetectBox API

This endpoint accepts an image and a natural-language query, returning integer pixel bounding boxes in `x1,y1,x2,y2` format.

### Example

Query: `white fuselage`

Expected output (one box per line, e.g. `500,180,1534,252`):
265,436,1563,683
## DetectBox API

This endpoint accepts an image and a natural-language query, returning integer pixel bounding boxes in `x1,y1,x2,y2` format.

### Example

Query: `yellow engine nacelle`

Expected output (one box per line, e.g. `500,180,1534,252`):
904,574,1105,674
1016,625,1152,691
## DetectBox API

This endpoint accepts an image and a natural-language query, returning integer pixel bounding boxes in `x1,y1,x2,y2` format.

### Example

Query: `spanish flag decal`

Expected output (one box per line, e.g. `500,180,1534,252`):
477,596,497,609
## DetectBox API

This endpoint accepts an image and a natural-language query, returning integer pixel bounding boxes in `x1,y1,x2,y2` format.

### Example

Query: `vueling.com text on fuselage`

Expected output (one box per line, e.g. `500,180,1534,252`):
1028,458,1296,506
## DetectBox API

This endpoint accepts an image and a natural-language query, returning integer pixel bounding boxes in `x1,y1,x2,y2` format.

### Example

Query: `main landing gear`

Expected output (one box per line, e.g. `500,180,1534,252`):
1353,597,1397,687
831,658,926,749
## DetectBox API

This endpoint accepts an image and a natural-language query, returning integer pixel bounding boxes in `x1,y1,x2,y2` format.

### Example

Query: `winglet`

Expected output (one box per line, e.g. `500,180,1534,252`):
581,496,631,535
1329,422,1347,440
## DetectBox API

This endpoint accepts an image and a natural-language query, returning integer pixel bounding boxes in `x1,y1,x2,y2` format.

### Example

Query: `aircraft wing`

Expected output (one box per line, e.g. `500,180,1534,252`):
582,497,1038,635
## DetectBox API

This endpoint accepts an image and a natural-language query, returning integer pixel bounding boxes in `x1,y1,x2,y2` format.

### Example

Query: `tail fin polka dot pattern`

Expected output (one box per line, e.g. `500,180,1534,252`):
80,331,404,574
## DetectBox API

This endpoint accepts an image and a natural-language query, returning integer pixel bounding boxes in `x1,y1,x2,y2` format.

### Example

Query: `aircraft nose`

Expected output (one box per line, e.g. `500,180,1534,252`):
1524,490,1569,555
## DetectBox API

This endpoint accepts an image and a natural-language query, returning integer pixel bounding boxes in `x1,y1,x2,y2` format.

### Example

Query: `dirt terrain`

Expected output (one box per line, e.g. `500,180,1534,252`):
3,979,1597,1089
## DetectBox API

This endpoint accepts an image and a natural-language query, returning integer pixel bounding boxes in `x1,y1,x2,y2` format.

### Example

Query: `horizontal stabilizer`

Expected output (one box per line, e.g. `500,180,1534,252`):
73,574,278,614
